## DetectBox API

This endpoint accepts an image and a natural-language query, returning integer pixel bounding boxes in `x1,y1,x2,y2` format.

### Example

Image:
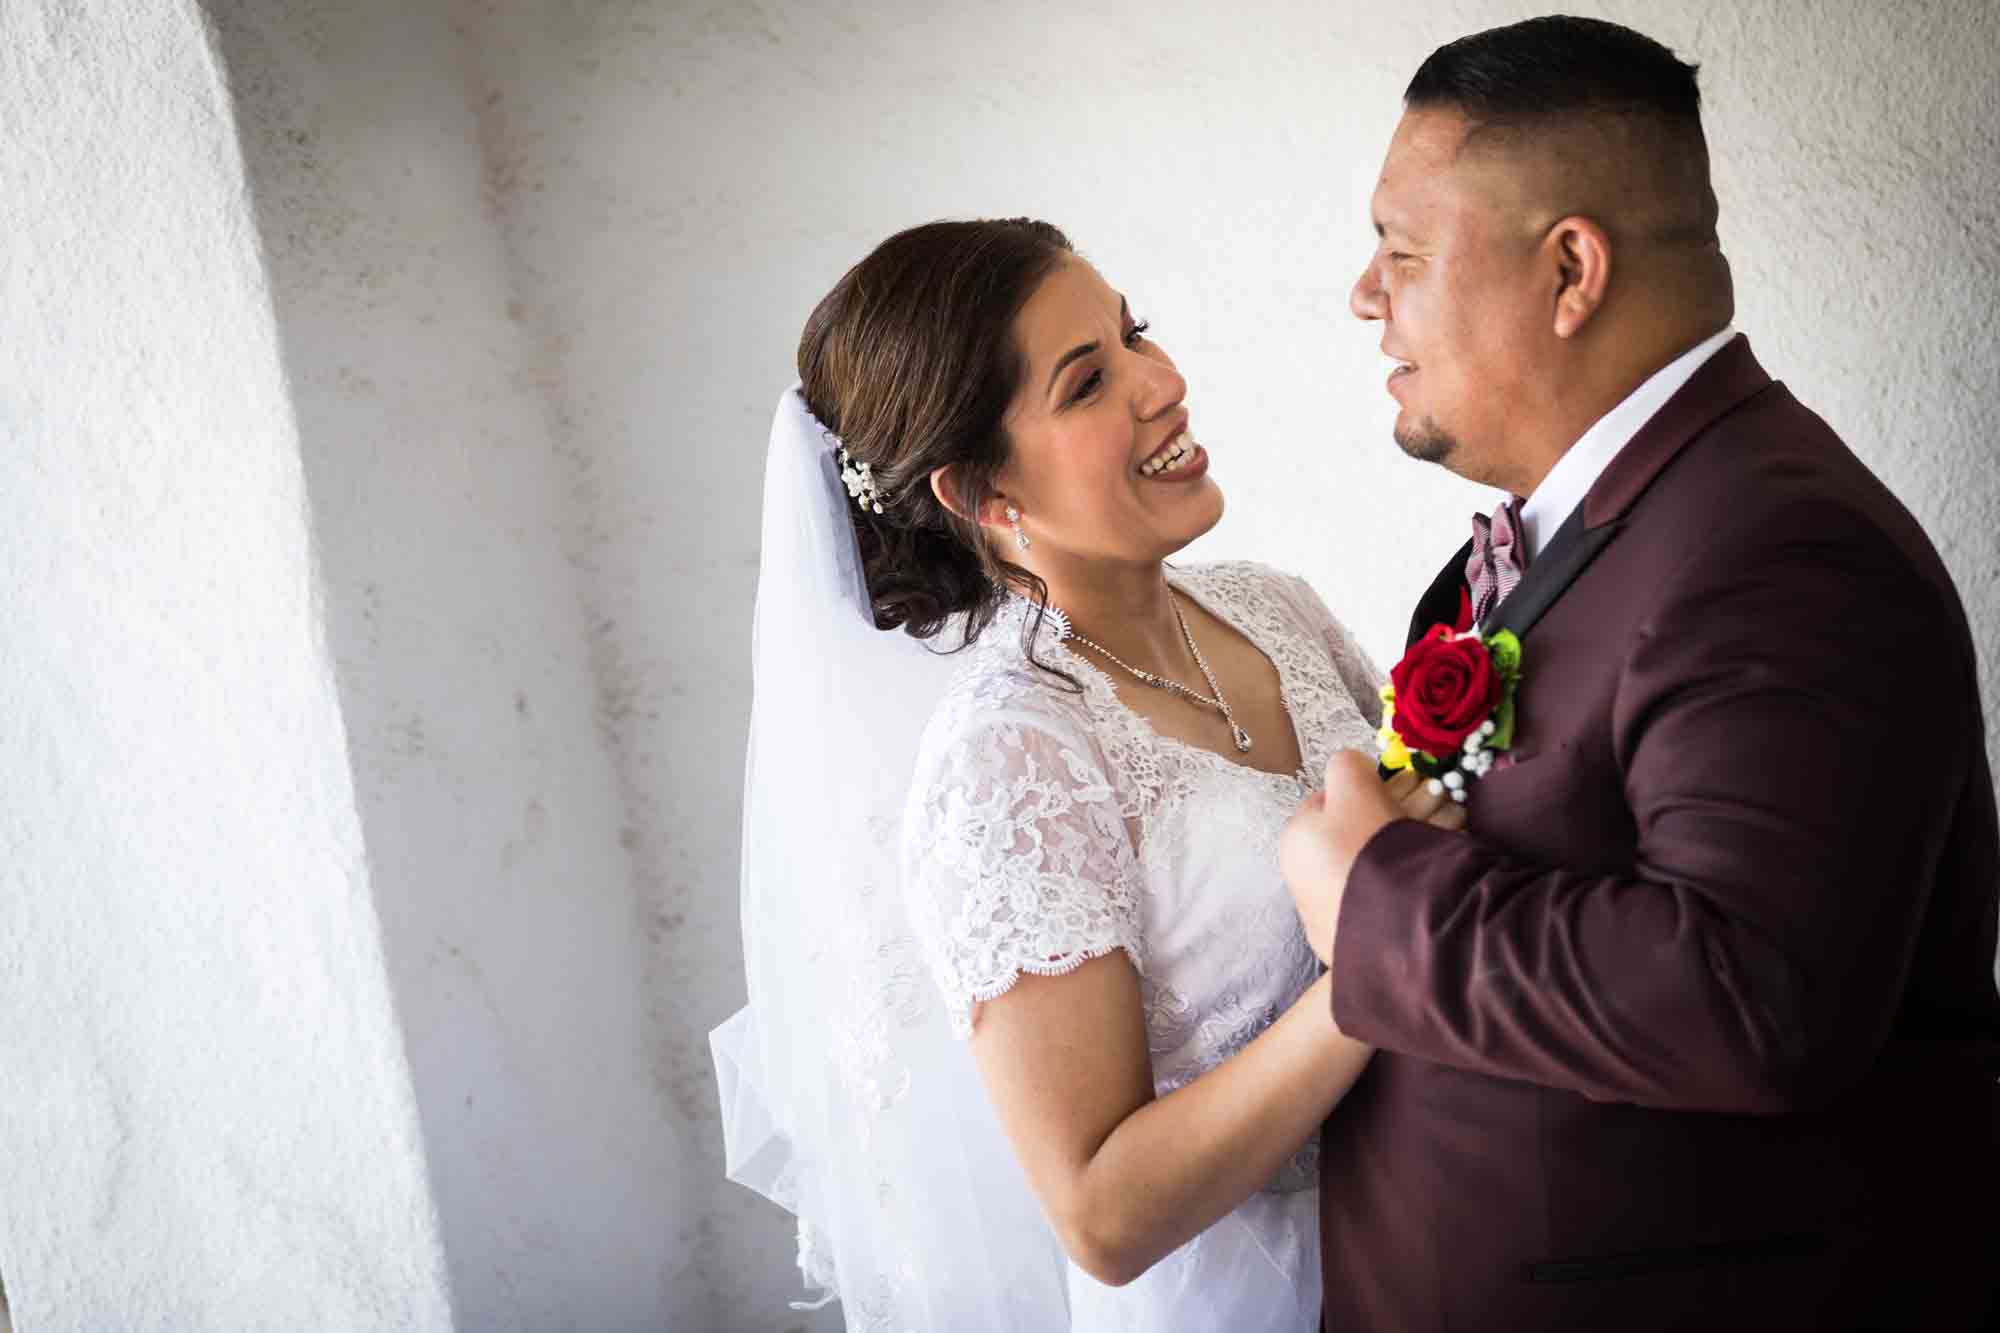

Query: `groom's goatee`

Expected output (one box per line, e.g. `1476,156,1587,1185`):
1395,421,1457,465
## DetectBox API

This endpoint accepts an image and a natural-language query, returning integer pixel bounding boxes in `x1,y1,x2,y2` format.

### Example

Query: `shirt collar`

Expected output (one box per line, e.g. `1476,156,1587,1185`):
1513,325,1737,561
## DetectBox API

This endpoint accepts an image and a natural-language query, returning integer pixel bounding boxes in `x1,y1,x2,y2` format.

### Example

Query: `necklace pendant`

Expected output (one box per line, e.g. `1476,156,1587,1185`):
1231,723,1253,753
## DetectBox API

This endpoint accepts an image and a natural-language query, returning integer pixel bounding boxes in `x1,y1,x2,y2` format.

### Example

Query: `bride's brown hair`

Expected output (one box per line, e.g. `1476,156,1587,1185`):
797,218,1072,652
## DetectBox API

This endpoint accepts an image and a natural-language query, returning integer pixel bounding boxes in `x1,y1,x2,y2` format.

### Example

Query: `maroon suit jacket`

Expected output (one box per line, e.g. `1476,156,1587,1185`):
1320,337,2000,1331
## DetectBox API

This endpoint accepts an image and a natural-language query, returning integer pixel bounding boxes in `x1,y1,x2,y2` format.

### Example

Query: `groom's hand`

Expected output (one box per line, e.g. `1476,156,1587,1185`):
1283,752,1464,964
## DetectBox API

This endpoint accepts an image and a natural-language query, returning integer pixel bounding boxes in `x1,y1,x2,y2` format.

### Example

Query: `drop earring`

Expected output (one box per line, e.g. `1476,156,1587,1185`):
1005,504,1030,550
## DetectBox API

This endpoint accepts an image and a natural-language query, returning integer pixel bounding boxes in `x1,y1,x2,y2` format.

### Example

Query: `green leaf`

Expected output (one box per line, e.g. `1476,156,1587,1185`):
1485,629,1523,682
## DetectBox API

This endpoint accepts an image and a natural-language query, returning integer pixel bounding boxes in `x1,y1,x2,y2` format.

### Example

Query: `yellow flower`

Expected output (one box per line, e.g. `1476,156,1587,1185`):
1378,721,1414,772
1374,686,1414,769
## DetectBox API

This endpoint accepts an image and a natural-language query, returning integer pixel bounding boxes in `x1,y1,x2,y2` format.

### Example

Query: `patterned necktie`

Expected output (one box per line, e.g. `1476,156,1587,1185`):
1466,500,1528,626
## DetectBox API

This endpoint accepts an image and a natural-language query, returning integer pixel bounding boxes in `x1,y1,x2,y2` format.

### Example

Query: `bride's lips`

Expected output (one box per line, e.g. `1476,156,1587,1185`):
1137,423,1207,481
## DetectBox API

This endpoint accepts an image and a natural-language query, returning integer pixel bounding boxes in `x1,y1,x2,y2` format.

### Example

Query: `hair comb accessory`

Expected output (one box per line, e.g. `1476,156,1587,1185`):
838,446,885,514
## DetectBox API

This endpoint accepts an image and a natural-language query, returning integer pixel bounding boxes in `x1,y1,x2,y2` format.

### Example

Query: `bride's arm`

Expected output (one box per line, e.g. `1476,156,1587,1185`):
969,956,1364,1287
907,703,1446,1287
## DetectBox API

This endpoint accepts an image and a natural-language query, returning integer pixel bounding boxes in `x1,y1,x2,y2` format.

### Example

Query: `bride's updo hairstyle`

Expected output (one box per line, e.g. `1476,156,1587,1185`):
798,218,1074,648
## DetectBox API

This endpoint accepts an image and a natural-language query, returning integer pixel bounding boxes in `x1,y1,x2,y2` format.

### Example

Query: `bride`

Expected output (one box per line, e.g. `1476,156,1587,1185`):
712,218,1459,1330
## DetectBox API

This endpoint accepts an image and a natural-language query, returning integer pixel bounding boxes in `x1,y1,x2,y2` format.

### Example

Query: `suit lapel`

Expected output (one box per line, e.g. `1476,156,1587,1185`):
1409,538,1474,649
1583,334,1774,528
1464,334,1777,640
1480,507,1622,638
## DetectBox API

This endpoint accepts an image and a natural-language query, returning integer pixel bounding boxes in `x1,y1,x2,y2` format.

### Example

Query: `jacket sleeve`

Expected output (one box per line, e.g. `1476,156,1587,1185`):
1331,503,1973,1112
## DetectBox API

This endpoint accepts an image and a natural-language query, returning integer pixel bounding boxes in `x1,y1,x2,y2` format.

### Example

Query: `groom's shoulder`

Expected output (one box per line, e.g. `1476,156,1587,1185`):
1642,382,1963,610
1648,378,1913,541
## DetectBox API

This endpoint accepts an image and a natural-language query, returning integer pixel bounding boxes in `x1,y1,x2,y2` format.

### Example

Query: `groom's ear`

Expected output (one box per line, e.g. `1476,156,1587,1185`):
1548,216,1611,339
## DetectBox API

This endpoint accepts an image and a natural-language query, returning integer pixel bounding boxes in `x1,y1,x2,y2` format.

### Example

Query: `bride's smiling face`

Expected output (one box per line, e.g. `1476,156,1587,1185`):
990,259,1222,565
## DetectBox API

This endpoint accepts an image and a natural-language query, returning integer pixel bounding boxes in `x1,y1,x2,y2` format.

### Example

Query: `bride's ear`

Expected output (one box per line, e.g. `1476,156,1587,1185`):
929,466,1012,532
927,466,964,519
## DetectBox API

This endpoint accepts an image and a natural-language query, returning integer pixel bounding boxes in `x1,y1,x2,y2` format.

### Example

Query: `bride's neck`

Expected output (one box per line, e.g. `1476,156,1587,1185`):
1033,558,1186,668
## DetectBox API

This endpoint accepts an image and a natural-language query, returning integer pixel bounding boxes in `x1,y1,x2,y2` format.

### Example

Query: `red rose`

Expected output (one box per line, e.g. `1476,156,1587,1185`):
1389,626,1503,756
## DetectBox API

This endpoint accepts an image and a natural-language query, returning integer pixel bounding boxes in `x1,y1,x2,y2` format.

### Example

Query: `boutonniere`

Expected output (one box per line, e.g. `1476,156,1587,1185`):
1378,592,1523,802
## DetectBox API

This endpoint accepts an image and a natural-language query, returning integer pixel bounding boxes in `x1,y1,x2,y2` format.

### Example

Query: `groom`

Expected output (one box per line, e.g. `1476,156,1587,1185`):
1282,16,2000,1332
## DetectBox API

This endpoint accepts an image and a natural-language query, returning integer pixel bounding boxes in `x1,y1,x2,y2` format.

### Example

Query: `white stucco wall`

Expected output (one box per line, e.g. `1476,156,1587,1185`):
203,4,687,1329
6,1,1993,1330
0,3,452,1328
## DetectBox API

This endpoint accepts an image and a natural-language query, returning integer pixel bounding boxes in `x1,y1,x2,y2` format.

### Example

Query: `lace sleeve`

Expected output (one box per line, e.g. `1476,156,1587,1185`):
902,713,1145,1038
1280,573,1387,729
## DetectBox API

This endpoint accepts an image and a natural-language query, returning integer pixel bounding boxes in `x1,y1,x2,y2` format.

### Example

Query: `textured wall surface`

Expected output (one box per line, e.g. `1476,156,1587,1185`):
204,3,688,1328
0,3,452,1328
7,1,1995,1330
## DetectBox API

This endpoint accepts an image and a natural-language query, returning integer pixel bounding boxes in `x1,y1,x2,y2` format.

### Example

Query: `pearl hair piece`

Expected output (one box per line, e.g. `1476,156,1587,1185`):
838,447,885,515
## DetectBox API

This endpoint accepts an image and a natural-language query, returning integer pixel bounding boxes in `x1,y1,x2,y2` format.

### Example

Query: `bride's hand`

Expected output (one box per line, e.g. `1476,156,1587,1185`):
1381,765,1469,832
1283,753,1468,964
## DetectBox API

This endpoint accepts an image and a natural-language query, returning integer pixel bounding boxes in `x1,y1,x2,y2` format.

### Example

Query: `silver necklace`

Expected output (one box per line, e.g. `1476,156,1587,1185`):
1059,592,1253,754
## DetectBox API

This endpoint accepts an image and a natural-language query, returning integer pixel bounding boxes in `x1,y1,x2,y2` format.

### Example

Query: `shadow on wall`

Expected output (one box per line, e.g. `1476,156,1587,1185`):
198,3,688,1327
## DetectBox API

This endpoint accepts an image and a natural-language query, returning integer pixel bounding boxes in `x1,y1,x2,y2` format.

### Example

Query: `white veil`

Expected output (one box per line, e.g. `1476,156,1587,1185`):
710,389,1071,1328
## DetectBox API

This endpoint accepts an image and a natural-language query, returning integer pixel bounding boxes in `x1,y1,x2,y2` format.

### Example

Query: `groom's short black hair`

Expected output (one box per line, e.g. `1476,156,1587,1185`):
1406,15,1703,135
1405,16,1717,244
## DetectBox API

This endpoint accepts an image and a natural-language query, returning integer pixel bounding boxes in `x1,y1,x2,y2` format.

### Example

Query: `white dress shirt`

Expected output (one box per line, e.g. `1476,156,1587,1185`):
1512,326,1738,562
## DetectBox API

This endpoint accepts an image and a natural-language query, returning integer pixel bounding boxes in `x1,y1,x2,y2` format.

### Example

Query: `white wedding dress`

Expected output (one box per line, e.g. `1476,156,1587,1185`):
901,561,1383,1332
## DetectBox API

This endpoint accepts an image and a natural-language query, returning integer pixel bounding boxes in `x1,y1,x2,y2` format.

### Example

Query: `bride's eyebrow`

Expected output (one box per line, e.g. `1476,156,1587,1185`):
1044,297,1131,398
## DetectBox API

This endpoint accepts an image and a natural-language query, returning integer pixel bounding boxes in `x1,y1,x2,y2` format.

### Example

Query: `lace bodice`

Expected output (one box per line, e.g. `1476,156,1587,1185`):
902,564,1382,1210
